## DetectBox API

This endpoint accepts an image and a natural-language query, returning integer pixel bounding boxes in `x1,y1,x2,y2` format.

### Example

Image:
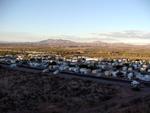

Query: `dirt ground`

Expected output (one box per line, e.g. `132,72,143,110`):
0,67,150,113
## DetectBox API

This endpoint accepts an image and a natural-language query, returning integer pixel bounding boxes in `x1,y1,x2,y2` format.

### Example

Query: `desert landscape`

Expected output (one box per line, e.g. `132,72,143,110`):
1,0,150,113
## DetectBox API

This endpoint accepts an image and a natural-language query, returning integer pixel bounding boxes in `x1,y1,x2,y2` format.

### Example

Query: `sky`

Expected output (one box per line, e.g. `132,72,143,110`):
0,0,150,44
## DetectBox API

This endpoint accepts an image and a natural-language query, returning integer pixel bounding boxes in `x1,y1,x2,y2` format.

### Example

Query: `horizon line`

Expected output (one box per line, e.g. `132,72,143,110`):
0,38,150,46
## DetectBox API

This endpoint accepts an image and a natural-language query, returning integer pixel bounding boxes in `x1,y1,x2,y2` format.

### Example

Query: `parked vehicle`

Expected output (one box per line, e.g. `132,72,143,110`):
131,80,140,90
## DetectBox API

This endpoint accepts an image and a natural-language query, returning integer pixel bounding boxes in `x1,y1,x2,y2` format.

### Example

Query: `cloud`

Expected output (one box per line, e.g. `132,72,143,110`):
92,30,150,39
0,30,150,45
90,30,150,44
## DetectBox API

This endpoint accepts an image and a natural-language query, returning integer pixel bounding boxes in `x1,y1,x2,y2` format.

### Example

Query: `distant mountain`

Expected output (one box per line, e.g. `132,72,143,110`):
38,39,78,46
37,39,110,47
36,39,150,50
0,39,150,49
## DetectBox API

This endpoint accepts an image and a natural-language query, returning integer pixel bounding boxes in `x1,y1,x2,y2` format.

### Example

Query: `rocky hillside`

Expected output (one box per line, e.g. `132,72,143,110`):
0,68,150,113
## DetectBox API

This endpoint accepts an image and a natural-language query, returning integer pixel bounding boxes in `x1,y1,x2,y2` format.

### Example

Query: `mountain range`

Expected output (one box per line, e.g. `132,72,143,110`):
0,39,150,49
38,39,130,47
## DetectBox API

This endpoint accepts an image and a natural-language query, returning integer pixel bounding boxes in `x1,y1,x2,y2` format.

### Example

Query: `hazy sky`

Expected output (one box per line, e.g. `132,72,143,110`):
0,0,150,44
